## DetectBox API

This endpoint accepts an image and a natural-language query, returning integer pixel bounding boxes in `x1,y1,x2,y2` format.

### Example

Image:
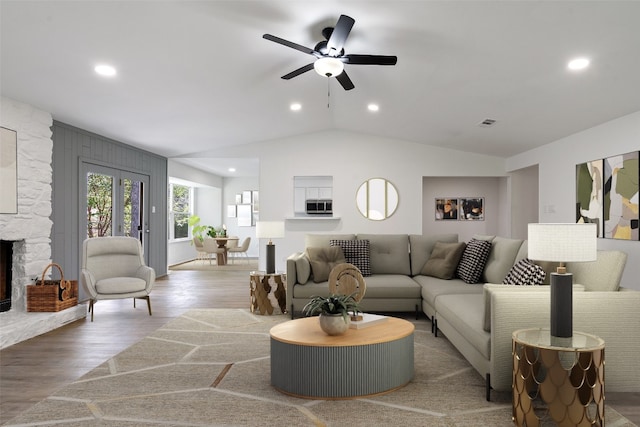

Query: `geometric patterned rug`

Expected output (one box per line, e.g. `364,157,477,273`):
3,309,635,426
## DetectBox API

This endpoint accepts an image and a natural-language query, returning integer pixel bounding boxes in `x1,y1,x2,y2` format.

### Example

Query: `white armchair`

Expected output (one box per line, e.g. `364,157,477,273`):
81,236,156,321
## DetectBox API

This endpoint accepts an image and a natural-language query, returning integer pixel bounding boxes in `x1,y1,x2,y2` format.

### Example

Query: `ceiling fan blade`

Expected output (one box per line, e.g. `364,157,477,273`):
336,70,355,91
263,34,316,56
281,63,315,80
326,15,355,55
343,54,398,65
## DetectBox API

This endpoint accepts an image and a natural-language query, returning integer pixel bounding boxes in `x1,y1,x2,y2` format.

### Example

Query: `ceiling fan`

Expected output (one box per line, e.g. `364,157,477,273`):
263,14,397,91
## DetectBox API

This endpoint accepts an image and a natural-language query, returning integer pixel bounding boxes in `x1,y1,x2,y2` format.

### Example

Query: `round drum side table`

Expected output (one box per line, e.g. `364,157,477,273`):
512,328,605,427
249,271,286,315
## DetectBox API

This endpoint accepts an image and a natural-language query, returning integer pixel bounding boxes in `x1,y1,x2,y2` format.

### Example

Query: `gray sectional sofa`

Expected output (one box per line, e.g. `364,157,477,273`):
286,233,640,398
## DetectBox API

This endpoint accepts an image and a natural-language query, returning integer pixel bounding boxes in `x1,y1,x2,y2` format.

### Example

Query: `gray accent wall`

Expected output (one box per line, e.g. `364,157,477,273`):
51,121,168,287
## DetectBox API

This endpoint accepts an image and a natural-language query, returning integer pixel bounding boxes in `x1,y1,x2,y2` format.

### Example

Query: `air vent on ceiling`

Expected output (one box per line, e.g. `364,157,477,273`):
478,118,497,128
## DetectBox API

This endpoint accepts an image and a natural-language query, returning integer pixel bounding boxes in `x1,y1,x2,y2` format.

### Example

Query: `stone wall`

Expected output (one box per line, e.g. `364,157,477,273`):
0,96,85,349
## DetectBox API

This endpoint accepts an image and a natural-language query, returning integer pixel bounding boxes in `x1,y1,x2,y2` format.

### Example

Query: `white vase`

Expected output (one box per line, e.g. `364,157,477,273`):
319,313,350,336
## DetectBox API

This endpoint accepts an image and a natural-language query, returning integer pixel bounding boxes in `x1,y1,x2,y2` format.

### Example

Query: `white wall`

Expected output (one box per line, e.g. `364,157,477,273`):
507,111,640,289
510,165,539,239
223,176,259,258
212,130,507,272
167,160,224,266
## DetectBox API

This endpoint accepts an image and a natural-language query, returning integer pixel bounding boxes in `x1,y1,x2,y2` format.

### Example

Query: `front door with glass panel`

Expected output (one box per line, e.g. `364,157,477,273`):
82,163,150,263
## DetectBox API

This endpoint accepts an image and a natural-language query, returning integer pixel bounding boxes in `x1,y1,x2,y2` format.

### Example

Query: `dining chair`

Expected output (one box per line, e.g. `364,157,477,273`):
202,238,226,265
228,237,251,264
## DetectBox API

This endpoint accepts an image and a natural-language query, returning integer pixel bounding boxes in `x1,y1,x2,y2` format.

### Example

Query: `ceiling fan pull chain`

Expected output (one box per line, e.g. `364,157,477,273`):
327,77,330,109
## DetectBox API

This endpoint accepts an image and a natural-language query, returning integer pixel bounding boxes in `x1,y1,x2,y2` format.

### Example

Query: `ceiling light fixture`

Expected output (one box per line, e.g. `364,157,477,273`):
94,64,117,77
313,57,344,77
367,104,379,112
567,57,590,71
290,103,302,111
228,168,236,173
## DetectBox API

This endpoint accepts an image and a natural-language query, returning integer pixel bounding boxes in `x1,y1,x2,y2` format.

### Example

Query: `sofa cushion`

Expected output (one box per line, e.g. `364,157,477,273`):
502,258,545,286
305,246,346,283
421,242,467,279
357,234,411,275
409,234,459,276
361,275,422,299
456,238,492,284
481,236,525,283
436,293,490,359
293,274,421,300
566,250,627,291
305,234,356,248
415,275,484,311
330,239,371,276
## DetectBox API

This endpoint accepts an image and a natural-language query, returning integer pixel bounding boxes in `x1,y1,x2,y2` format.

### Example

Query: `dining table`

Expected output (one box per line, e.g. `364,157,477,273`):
213,237,238,266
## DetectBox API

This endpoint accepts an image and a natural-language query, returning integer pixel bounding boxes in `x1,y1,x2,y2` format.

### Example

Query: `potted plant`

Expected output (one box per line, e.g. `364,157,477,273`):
302,293,362,335
188,215,207,243
206,226,217,238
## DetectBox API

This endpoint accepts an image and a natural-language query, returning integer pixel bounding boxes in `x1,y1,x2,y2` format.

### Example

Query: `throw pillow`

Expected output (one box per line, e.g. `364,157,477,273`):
421,242,467,279
456,238,492,284
305,246,347,283
329,239,371,276
502,258,546,286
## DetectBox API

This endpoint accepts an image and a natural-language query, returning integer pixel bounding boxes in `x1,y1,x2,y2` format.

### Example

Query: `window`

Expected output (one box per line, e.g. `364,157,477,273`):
169,183,192,240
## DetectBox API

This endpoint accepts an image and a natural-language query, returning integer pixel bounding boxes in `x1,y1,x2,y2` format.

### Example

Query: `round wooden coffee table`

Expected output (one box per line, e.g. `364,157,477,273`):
270,316,414,399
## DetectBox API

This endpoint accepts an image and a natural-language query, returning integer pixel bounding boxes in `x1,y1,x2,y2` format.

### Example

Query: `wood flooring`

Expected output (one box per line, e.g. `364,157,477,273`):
1,267,638,425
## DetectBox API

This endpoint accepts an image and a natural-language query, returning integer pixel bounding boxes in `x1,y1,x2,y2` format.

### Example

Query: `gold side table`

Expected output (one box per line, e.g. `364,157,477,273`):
512,328,605,427
249,271,286,315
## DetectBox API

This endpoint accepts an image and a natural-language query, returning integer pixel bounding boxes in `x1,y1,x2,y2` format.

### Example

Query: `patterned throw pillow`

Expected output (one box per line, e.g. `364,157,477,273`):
329,239,371,276
502,258,546,286
456,238,492,284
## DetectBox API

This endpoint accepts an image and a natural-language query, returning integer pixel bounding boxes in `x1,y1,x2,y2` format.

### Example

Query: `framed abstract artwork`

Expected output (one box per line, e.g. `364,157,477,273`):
603,151,639,240
237,204,252,227
576,159,604,237
459,198,484,221
242,191,252,204
435,198,458,220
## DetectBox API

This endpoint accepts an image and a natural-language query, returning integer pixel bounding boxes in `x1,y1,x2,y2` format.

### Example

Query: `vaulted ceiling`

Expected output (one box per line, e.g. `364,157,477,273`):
2,1,639,177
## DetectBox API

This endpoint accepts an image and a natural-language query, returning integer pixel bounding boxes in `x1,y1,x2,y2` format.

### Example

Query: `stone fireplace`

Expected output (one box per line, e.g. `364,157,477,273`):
0,97,85,349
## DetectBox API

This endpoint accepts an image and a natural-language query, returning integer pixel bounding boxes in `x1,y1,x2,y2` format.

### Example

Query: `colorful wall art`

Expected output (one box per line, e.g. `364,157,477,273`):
603,151,639,240
576,159,604,237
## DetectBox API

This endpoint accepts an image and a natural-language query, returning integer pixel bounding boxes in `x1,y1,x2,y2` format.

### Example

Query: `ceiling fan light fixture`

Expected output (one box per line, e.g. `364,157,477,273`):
314,57,344,77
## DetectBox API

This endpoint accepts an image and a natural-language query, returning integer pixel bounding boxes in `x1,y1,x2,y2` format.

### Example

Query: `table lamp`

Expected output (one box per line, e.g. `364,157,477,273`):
527,223,597,337
256,221,285,274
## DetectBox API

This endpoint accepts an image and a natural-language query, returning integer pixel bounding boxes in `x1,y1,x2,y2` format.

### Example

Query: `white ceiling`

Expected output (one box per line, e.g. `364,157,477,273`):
2,1,640,177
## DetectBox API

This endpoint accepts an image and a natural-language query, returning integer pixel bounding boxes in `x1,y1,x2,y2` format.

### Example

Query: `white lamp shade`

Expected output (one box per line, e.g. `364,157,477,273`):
314,57,344,77
527,223,597,262
256,221,285,239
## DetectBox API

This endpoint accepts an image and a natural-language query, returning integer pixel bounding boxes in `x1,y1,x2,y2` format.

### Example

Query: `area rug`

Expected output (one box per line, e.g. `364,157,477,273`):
4,309,635,427
169,259,258,272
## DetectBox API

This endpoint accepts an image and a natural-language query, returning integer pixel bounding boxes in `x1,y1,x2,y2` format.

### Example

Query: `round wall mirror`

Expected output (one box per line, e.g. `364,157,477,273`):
356,178,399,220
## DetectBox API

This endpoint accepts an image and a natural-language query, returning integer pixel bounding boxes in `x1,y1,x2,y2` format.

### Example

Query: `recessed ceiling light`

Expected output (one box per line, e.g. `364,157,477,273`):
367,103,379,112
567,57,590,71
290,103,302,111
94,64,117,77
228,168,236,173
